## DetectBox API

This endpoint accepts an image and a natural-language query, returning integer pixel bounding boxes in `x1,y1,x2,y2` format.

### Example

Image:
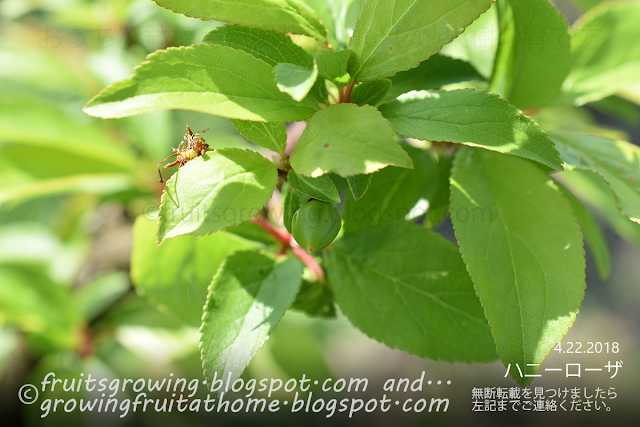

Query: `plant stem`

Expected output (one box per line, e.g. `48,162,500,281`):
291,245,325,283
251,216,325,283
252,216,290,245
343,77,356,103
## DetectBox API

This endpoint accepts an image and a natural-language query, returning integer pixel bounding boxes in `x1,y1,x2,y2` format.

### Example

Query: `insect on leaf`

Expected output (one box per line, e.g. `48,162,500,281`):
157,149,278,244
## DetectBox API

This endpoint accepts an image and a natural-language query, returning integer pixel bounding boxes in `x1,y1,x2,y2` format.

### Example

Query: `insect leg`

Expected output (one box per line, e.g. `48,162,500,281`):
157,153,177,182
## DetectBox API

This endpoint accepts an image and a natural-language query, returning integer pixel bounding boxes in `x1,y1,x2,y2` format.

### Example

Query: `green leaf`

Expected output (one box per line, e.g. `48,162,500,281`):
346,174,372,200
0,266,80,351
315,48,353,83
95,294,186,330
0,223,61,266
0,98,135,172
343,146,443,234
348,0,495,81
439,5,499,79
288,170,341,203
325,223,497,362
0,172,131,205
565,2,640,105
282,183,309,233
329,173,350,194
74,273,130,323
231,120,288,156
200,251,303,385
0,145,129,181
299,0,339,48
489,0,570,110
153,0,326,41
274,62,319,102
303,0,366,48
450,148,586,385
84,45,318,121
556,182,611,280
590,96,640,125
292,280,336,318
379,89,564,170
0,97,136,203
202,24,313,68
560,169,640,252
551,131,640,223
157,148,278,244
425,153,453,228
387,54,484,99
350,80,392,107
225,221,279,246
131,216,254,326
266,312,334,380
309,76,330,105
290,103,412,177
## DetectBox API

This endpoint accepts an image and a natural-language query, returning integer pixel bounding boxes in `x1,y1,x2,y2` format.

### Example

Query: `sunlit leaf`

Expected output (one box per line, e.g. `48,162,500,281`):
379,89,563,170
565,2,640,105
157,148,278,244
200,251,303,386
348,0,495,81
489,0,571,109
154,0,326,41
84,45,318,121
450,148,585,385
291,103,412,177
274,62,319,102
551,131,640,223
288,170,341,203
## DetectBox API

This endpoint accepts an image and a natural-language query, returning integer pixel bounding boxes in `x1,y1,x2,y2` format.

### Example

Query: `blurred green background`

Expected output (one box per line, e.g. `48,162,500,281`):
0,0,639,425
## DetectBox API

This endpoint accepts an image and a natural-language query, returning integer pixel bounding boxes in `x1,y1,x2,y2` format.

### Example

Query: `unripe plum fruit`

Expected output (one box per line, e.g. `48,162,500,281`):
291,200,341,252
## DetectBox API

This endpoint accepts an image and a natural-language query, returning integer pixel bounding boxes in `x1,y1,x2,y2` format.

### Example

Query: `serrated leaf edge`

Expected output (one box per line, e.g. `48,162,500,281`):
156,148,278,245
348,0,496,82
84,44,317,121
383,88,565,171
324,229,498,365
291,103,414,178
198,251,301,390
448,148,586,386
151,0,326,41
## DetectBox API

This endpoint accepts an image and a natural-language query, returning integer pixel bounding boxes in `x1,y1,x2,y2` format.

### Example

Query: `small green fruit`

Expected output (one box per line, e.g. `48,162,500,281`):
292,200,341,252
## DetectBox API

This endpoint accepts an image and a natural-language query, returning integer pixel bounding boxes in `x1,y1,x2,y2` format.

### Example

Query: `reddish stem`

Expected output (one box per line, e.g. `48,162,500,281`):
252,216,290,245
343,78,356,103
251,216,325,283
291,245,326,283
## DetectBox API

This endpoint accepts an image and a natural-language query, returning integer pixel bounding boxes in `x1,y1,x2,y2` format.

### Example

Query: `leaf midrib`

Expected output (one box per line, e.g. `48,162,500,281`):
332,247,489,327
352,0,420,79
